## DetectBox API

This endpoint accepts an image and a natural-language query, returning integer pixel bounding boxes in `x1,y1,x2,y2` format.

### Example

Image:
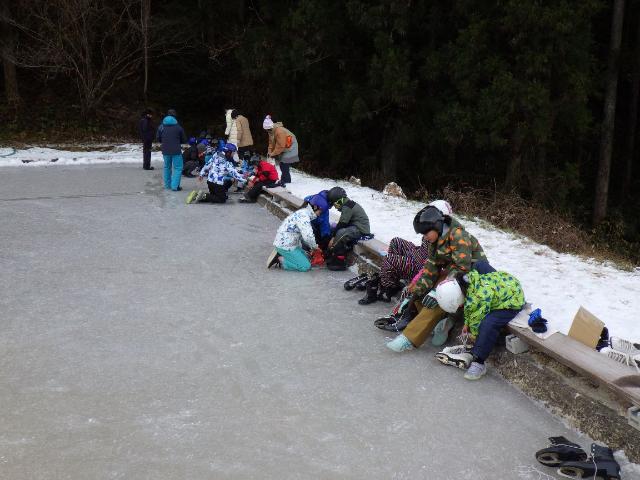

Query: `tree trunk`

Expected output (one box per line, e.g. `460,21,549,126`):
505,127,524,191
593,0,626,225
0,2,20,108
141,0,150,101
622,10,640,199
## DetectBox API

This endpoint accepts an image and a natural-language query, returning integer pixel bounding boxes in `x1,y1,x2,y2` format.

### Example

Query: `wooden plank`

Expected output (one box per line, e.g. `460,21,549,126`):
508,326,640,406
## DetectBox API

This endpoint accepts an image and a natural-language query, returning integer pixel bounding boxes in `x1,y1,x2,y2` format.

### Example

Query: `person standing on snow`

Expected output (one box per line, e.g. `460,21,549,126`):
157,109,186,191
138,109,155,171
263,115,299,186
266,199,324,272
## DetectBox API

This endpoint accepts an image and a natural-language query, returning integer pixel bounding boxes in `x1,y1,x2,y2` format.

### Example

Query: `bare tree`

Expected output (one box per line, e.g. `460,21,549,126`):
4,0,150,116
593,0,626,225
0,1,21,108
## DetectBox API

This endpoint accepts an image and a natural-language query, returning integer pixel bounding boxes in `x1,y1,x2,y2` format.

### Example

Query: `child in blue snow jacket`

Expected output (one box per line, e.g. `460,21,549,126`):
303,190,331,249
185,143,246,204
266,198,325,272
157,109,186,191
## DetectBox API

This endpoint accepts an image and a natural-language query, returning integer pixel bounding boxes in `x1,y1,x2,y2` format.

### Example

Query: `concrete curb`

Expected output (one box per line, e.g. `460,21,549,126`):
256,189,640,462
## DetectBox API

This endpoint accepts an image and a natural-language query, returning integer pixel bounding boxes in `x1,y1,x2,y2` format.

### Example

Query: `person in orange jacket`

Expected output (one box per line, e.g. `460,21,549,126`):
262,114,299,186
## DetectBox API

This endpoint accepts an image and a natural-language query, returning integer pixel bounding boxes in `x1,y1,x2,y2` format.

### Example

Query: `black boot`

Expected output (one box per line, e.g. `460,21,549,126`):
358,275,380,305
378,284,401,303
326,253,347,271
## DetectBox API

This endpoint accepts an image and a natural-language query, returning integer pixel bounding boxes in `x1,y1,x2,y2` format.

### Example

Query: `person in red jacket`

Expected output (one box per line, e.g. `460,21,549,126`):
240,156,280,203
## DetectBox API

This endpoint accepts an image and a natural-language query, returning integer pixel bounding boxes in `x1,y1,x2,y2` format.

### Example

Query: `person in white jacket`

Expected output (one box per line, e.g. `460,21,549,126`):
267,199,324,271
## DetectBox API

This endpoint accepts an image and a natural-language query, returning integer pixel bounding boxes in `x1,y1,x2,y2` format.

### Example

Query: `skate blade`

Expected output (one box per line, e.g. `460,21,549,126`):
535,452,562,466
434,353,468,369
557,467,608,480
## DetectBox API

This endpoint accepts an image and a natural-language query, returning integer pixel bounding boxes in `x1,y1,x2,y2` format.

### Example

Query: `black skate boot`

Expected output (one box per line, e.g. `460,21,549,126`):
358,275,380,305
373,300,417,331
535,436,587,466
378,284,401,303
326,253,347,271
354,276,370,291
557,443,621,479
344,273,368,291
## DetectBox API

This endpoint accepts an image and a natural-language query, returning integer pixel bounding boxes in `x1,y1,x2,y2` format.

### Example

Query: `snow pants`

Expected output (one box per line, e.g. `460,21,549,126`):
403,303,447,347
276,247,311,272
142,141,152,169
163,154,183,190
332,226,361,252
201,180,232,203
244,180,277,202
279,162,291,184
380,237,430,289
471,309,522,362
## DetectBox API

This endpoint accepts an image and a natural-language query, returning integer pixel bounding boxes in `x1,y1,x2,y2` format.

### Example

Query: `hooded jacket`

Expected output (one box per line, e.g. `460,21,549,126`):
305,191,331,239
199,152,245,185
273,205,318,250
255,160,279,183
463,270,525,336
412,218,487,297
268,123,299,163
157,116,186,155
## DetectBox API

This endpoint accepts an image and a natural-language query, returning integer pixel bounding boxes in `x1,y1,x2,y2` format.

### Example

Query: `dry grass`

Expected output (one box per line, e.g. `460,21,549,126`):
418,186,638,269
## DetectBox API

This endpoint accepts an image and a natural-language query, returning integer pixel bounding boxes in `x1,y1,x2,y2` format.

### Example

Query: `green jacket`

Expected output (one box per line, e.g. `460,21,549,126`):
463,270,525,336
413,218,486,297
336,200,370,234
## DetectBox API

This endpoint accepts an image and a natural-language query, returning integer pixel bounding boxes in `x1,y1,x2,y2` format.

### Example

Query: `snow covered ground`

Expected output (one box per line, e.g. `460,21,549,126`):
2,144,638,343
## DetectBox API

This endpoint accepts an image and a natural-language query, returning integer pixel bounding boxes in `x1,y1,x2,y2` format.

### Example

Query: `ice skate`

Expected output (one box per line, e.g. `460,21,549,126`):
185,190,199,204
343,273,368,291
557,443,621,480
535,436,587,467
600,347,640,373
434,346,473,369
266,249,280,269
609,336,640,356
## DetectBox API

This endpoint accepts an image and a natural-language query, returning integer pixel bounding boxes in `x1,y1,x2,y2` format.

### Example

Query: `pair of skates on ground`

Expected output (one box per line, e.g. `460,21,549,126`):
535,436,621,479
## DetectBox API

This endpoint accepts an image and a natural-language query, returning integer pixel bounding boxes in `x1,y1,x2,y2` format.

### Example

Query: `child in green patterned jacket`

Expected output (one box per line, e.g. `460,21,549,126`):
433,267,526,380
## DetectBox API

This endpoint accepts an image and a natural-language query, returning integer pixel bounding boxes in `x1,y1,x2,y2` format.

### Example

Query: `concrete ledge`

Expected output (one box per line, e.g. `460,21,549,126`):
257,186,640,460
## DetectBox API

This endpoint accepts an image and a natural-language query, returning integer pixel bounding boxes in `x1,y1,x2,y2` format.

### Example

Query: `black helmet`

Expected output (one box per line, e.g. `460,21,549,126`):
413,206,444,235
327,186,347,204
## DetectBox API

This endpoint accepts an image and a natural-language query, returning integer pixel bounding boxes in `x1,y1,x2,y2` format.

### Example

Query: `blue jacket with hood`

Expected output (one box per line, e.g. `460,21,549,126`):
157,115,186,155
305,190,331,239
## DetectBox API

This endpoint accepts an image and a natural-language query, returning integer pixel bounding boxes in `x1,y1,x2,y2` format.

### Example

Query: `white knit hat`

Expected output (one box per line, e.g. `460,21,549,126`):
262,115,274,130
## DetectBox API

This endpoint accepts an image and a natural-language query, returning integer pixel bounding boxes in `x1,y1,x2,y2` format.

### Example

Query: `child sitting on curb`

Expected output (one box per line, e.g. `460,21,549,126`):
433,267,526,380
239,156,280,203
325,186,371,271
267,198,324,272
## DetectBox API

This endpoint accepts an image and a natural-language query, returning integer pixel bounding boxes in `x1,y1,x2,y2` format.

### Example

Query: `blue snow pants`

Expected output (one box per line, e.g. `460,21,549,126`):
471,308,522,362
276,247,311,272
163,154,183,190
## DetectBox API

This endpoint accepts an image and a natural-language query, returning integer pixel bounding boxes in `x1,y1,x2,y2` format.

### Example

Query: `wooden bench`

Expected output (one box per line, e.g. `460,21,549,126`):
259,187,640,407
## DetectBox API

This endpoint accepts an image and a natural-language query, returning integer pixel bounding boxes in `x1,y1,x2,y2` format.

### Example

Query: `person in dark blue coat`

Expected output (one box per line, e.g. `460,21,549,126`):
138,109,155,170
157,109,186,191
304,190,331,250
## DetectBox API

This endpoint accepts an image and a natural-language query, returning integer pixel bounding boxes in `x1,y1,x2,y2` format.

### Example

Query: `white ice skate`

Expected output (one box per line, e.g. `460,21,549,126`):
609,336,640,356
435,345,473,369
600,347,640,373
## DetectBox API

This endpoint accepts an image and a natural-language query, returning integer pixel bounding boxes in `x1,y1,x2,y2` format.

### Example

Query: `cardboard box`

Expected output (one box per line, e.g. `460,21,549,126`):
568,306,605,349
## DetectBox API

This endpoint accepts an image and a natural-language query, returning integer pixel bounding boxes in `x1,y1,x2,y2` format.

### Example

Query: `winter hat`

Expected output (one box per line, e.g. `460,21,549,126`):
188,137,197,145
224,142,237,152
263,115,274,130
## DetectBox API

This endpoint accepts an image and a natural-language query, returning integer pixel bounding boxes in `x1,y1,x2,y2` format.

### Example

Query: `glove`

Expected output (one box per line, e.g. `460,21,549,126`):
422,291,438,309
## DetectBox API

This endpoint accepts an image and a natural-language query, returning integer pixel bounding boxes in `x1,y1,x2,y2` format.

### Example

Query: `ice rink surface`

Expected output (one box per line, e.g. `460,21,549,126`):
0,164,595,479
